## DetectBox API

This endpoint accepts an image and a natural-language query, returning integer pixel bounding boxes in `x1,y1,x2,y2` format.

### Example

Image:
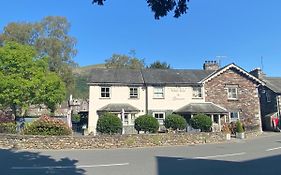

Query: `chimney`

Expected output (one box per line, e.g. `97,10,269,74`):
249,68,266,79
203,60,220,71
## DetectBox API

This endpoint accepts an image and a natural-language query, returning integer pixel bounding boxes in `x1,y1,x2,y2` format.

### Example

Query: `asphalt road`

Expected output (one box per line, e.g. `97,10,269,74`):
1,133,281,175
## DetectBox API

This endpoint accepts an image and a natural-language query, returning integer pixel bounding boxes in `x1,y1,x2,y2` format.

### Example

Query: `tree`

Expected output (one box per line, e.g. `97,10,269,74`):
96,113,122,134
0,42,66,117
148,60,171,69
0,16,77,95
92,0,189,19
164,114,186,131
105,54,145,69
134,115,159,133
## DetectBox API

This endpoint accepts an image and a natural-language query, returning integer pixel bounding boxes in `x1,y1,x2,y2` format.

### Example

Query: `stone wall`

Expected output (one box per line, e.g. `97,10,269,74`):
0,133,226,150
205,68,262,131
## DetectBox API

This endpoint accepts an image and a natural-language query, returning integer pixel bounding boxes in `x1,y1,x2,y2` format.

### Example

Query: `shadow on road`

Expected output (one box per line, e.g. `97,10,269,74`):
0,148,86,175
157,154,281,175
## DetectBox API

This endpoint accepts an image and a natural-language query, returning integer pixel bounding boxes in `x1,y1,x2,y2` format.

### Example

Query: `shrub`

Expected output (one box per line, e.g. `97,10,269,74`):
24,115,72,136
236,120,244,133
221,124,231,134
190,114,212,132
0,122,17,134
71,114,81,123
134,115,159,133
96,113,122,134
164,114,187,131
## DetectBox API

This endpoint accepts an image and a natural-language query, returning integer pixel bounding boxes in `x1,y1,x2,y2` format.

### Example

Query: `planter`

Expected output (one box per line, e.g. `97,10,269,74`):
236,132,245,139
226,133,231,140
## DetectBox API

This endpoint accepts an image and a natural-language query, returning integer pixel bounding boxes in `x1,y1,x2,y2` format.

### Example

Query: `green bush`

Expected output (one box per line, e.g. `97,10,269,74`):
134,115,159,133
71,114,81,123
164,114,187,131
96,113,122,134
236,120,244,133
24,115,72,136
0,122,17,134
190,114,212,132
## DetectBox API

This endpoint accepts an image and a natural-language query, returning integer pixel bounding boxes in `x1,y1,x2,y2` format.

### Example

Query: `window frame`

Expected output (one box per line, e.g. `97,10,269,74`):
129,87,139,99
229,112,239,122
192,87,203,98
227,87,238,100
153,87,165,99
153,112,165,125
100,87,111,98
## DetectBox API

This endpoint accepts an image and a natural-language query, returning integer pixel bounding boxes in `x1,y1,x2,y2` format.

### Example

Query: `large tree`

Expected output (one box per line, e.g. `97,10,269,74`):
148,60,171,69
0,16,77,95
92,0,189,19
0,42,66,117
105,54,145,69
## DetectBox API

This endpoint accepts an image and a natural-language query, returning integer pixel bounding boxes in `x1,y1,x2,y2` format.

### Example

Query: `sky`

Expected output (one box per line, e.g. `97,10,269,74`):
1,0,281,76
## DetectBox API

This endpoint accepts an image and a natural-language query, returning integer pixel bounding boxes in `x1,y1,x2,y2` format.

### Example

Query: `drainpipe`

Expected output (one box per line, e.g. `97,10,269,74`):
145,85,148,114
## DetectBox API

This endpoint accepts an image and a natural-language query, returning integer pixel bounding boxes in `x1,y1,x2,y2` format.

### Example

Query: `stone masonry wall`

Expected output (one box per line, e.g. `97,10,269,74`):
0,133,225,150
204,68,261,131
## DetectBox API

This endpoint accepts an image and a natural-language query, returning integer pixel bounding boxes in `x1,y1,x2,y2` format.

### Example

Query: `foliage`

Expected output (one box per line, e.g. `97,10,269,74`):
92,0,189,19
35,72,66,113
96,113,122,134
236,120,244,133
148,60,171,69
134,115,159,133
24,115,72,136
0,16,77,95
221,124,231,134
105,54,145,69
0,42,66,116
0,111,14,123
71,114,81,123
0,122,17,134
190,114,212,132
164,114,186,131
73,75,89,98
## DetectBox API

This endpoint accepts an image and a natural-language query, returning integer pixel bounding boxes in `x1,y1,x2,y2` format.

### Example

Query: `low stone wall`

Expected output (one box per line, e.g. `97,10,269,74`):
0,132,226,150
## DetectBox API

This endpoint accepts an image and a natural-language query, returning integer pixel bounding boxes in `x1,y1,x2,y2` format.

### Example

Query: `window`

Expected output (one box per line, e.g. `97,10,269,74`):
266,92,271,102
153,87,164,98
123,114,129,125
129,87,138,99
230,112,239,122
227,87,238,99
101,87,110,98
192,87,203,98
153,112,165,125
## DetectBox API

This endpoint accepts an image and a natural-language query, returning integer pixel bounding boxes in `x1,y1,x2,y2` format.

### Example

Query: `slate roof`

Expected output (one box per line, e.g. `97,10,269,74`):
263,77,281,94
141,69,214,85
97,103,140,112
89,69,144,85
174,103,228,114
89,68,214,85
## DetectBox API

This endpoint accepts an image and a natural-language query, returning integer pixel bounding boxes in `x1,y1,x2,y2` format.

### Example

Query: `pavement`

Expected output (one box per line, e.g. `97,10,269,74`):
1,132,281,175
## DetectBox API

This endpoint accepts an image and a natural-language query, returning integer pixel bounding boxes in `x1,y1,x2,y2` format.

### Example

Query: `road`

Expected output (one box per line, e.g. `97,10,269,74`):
1,133,281,175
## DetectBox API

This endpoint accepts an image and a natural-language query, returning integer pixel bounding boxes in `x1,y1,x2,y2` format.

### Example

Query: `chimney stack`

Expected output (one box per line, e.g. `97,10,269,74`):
203,60,220,71
249,68,266,79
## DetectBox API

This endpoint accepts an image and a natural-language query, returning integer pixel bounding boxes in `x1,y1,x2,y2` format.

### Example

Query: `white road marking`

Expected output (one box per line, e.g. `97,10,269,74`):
11,163,130,170
266,147,281,152
177,152,246,161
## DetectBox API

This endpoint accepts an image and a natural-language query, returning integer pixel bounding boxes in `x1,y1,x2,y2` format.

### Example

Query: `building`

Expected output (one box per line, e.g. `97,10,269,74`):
88,62,264,135
250,68,281,130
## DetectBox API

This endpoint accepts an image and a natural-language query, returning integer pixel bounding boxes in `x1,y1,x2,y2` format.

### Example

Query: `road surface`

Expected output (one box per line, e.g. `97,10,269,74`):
1,133,281,175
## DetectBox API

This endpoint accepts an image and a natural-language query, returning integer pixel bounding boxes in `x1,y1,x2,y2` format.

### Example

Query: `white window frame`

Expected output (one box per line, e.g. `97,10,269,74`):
100,87,111,98
192,87,203,98
129,87,139,99
153,112,165,125
153,87,164,99
227,87,238,100
229,112,239,122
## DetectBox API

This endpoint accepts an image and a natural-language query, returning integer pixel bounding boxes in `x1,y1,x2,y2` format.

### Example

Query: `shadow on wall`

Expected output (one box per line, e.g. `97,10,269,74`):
157,154,281,175
0,149,85,175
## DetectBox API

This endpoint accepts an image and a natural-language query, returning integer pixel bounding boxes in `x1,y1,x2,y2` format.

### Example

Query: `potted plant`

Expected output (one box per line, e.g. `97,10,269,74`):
235,120,245,139
221,124,231,140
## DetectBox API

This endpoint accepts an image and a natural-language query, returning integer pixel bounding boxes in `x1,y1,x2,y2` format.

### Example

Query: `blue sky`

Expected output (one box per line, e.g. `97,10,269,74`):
1,0,281,76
